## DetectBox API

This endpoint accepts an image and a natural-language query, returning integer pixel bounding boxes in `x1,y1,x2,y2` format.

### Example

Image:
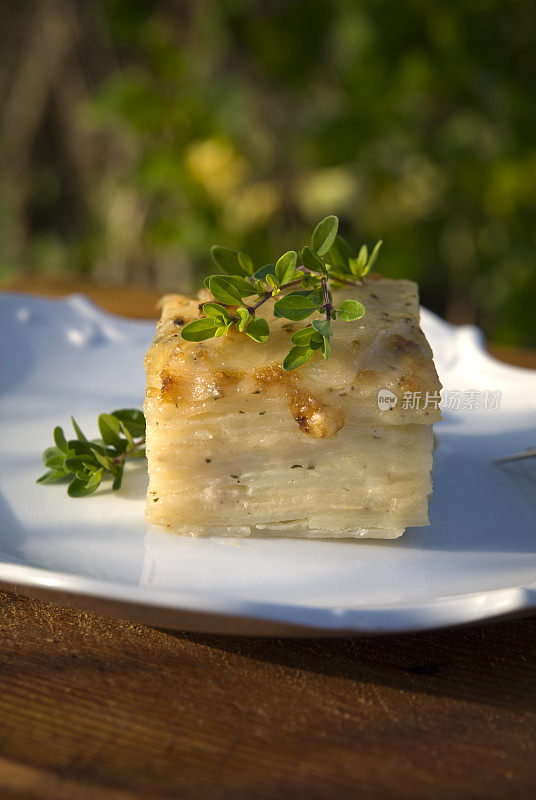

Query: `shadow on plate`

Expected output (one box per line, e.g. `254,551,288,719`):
357,423,536,554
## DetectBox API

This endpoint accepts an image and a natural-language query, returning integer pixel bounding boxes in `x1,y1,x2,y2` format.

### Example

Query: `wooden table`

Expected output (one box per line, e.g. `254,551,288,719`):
1,277,536,800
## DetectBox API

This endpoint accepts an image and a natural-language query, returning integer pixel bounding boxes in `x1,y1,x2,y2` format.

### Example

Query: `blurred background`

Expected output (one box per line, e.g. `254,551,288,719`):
1,0,535,345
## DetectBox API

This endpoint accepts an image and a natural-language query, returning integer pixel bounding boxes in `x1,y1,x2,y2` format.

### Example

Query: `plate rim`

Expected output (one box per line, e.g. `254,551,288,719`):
0,560,535,635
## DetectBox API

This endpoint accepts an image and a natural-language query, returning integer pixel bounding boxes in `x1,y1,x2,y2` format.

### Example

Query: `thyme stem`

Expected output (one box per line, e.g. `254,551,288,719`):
321,276,332,320
247,278,303,315
247,292,272,315
112,437,146,466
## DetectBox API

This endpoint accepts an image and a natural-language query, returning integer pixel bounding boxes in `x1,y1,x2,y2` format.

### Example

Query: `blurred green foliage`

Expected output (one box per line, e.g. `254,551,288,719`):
2,0,536,345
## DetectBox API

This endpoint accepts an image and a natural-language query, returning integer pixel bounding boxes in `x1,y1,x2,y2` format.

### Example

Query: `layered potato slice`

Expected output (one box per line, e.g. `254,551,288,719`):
144,276,441,538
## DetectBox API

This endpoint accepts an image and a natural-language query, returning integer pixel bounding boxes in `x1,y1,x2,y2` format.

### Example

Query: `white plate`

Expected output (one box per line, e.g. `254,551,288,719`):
0,291,535,636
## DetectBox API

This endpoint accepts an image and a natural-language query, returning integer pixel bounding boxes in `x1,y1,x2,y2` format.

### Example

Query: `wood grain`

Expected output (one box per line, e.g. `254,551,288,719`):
0,592,535,799
2,274,164,320
0,277,535,799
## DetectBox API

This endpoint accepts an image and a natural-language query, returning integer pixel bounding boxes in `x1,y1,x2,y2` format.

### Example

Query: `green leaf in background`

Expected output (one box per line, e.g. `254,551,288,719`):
86,468,105,490
91,448,114,470
245,316,269,342
238,252,255,275
110,408,146,438
326,235,353,273
64,454,96,472
301,246,328,276
252,264,276,281
224,275,257,295
204,276,242,304
337,299,366,321
275,250,297,286
67,439,98,457
205,275,253,304
112,464,124,491
282,345,315,371
273,293,318,320
266,274,279,292
37,469,68,484
348,258,359,277
118,420,134,450
202,302,233,322
366,239,383,274
307,287,326,306
71,417,88,442
309,334,324,350
181,317,219,341
290,326,317,346
311,319,333,338
357,245,368,271
43,446,67,470
68,469,104,498
311,319,332,361
311,215,339,256
53,426,69,454
98,413,123,450
210,246,253,276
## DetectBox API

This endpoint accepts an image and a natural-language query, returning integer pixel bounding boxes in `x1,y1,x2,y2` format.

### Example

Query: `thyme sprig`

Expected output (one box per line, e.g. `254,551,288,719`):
38,215,383,497
181,215,382,370
37,409,146,497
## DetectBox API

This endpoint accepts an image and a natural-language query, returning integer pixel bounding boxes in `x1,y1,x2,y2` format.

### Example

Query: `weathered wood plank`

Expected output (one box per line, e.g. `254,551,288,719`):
0,592,535,799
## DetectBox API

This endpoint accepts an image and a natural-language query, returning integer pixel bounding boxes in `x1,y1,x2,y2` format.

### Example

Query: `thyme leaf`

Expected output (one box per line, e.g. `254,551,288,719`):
37,409,146,497
183,215,383,370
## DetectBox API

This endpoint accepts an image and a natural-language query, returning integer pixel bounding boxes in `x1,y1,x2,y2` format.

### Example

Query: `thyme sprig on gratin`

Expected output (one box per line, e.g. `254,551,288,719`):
37,409,146,496
38,216,382,496
181,215,382,371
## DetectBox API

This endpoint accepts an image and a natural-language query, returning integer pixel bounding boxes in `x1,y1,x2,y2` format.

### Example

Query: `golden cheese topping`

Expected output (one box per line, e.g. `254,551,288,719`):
145,276,442,438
